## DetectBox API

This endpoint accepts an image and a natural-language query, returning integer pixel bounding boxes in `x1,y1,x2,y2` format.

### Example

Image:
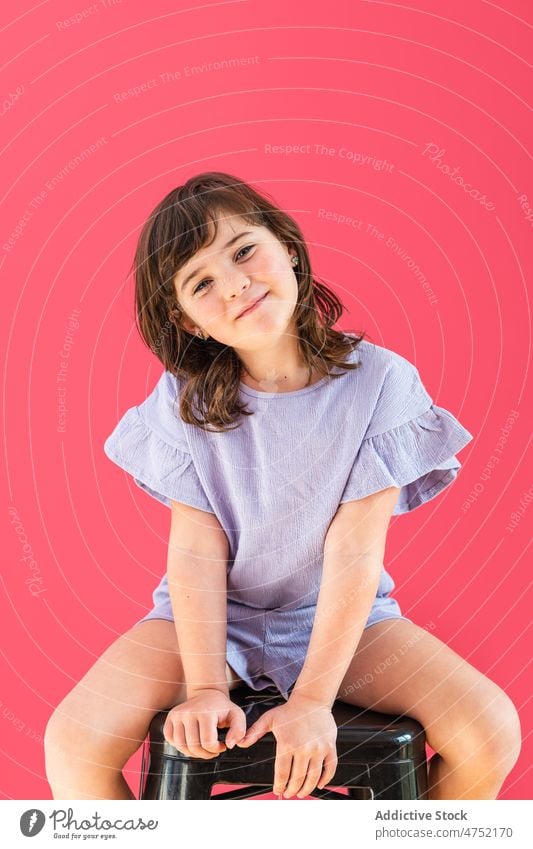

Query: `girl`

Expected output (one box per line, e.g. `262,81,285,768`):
44,172,521,801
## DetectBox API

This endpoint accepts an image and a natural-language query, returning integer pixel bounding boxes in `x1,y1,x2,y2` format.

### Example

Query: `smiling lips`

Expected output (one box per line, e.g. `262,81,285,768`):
236,292,268,319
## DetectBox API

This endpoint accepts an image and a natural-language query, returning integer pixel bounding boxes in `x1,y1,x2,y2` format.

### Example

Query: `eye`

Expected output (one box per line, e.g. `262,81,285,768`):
193,278,212,295
236,244,254,260
192,245,255,295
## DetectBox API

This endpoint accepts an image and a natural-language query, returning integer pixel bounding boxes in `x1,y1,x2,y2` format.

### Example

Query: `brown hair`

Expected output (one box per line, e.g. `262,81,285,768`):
132,171,367,432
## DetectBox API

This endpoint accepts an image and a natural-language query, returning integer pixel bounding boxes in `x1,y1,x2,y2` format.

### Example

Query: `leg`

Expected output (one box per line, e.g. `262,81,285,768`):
336,619,522,800
44,619,243,800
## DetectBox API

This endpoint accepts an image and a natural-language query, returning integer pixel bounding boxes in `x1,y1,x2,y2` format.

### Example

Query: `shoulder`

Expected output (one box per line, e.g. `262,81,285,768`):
103,371,216,512
344,335,423,392
136,370,191,450
348,335,418,377
105,370,190,456
346,337,432,437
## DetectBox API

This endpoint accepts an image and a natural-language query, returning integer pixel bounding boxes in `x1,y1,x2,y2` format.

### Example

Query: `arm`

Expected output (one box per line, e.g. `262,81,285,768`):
290,485,402,709
167,500,230,699
236,485,402,799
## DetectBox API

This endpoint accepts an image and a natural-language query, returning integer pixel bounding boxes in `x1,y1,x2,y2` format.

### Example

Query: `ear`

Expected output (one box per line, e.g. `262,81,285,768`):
169,299,195,335
176,314,194,334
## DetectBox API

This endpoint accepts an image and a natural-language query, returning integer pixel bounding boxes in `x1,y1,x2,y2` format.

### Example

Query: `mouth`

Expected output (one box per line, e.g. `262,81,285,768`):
236,292,269,320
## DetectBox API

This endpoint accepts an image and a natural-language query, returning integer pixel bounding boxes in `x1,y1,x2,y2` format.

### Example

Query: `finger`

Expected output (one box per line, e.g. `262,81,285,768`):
225,707,247,749
173,723,192,757
184,718,214,759
162,716,174,746
197,713,225,755
164,718,191,757
273,751,293,797
236,717,264,747
283,754,312,798
295,757,325,799
317,751,338,790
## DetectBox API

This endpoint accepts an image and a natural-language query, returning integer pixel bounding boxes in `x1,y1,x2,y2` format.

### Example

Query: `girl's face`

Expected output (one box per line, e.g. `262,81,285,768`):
172,213,299,351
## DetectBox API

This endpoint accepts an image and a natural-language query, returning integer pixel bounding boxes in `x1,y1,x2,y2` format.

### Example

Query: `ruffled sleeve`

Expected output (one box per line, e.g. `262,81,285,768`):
103,372,215,513
340,347,474,515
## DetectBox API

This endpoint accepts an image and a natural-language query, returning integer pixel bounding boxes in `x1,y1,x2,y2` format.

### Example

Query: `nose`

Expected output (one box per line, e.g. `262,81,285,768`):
219,270,250,300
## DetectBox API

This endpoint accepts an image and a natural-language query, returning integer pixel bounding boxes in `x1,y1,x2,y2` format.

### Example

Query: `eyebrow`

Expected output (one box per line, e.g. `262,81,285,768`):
180,230,255,291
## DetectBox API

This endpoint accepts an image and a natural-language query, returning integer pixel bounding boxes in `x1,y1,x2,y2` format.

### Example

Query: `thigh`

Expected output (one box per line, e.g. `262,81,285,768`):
47,618,242,767
336,619,514,759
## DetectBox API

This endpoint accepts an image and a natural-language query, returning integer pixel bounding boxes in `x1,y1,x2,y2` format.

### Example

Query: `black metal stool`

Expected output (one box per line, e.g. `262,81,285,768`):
139,684,428,800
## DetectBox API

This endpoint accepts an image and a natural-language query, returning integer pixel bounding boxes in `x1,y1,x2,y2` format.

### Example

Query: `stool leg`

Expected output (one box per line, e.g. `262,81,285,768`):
147,757,217,800
369,762,422,800
347,786,372,799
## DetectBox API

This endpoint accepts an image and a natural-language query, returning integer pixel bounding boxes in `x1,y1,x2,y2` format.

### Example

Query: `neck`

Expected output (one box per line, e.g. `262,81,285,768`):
236,328,324,393
241,363,315,393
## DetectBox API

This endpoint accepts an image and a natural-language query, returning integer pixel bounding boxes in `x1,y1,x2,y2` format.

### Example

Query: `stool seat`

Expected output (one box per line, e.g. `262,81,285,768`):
140,684,428,800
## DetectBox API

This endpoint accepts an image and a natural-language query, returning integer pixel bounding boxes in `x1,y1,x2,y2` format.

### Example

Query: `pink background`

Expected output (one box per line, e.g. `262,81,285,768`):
1,0,531,800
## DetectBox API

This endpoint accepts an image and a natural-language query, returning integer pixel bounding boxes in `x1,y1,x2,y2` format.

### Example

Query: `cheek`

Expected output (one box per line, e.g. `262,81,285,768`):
268,258,298,290
283,270,299,304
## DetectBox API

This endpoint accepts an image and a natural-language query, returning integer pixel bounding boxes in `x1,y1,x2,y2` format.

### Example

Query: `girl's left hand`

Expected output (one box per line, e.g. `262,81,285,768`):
236,693,338,797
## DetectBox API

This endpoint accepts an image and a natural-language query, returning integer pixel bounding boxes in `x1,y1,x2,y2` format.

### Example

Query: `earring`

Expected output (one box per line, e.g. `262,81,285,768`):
195,328,209,340
291,256,299,266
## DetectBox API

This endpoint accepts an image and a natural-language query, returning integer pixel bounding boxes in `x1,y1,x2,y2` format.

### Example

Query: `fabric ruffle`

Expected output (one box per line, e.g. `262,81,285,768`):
340,403,473,515
103,406,214,513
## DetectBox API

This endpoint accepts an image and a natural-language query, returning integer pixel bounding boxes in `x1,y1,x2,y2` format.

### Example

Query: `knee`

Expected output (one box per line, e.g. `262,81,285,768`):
44,702,127,775
465,689,522,778
44,708,71,783
45,707,71,755
44,705,87,772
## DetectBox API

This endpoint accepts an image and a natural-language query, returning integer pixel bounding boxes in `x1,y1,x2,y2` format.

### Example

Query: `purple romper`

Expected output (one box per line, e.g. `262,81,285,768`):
104,337,473,699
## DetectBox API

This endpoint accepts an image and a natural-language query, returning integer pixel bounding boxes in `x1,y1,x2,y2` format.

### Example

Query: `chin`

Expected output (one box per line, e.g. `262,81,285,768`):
235,299,295,341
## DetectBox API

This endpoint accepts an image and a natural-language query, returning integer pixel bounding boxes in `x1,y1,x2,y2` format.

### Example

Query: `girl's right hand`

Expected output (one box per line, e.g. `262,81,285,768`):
163,689,248,759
